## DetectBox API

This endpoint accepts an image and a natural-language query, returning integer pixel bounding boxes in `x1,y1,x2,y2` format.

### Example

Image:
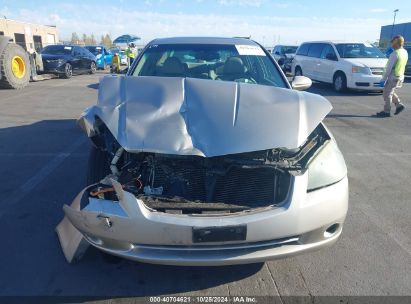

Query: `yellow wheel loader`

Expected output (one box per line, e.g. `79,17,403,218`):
0,36,30,89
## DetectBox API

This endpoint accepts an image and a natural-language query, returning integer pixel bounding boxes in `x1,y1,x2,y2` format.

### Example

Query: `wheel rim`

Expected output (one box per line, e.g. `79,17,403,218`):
66,64,72,76
335,76,343,90
91,63,96,72
11,56,26,79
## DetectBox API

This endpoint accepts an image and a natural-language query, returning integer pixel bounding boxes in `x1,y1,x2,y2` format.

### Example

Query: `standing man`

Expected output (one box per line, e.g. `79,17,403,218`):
125,43,136,67
376,35,408,117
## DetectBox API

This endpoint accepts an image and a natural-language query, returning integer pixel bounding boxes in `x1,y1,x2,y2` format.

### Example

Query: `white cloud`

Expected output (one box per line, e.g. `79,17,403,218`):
0,4,395,45
218,0,265,7
370,8,387,13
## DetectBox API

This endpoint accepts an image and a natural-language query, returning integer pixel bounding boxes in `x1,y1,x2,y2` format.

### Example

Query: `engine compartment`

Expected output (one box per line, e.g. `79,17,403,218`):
87,122,330,214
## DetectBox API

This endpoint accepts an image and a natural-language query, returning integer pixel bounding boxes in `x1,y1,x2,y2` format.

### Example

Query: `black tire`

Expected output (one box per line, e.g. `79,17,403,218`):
0,43,30,89
86,145,111,185
90,62,96,74
295,66,302,76
60,63,72,79
333,72,347,92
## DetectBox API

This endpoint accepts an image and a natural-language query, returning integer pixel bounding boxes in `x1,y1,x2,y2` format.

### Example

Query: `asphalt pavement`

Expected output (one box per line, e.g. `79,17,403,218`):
0,72,410,301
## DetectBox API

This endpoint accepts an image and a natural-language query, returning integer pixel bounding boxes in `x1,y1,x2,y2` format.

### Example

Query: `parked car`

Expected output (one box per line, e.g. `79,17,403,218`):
405,46,411,76
85,45,113,70
57,37,348,266
272,45,298,72
110,47,128,65
292,41,388,92
41,45,96,78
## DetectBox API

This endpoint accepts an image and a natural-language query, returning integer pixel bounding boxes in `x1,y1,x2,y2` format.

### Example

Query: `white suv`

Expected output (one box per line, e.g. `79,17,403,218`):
292,41,388,92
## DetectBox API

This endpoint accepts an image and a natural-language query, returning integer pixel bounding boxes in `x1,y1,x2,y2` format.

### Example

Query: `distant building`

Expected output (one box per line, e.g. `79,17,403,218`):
0,18,59,52
380,22,411,48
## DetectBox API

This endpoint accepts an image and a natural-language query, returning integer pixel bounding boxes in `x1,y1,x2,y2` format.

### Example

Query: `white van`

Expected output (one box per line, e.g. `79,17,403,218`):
292,41,388,92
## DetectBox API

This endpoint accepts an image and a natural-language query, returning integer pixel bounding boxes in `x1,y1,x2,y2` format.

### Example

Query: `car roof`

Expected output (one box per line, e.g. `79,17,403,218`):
148,36,258,46
300,40,369,45
274,44,298,47
47,44,76,47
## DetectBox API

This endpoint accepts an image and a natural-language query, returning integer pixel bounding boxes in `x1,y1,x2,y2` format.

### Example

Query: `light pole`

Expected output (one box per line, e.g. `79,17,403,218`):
390,9,399,39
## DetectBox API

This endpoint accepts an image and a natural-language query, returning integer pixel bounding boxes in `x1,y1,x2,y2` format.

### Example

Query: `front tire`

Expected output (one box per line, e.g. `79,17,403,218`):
333,72,347,92
90,62,96,74
0,43,30,89
60,63,72,79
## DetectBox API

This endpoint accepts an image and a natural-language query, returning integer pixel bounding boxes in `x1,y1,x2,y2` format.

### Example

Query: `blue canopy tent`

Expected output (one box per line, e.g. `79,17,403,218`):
113,35,141,44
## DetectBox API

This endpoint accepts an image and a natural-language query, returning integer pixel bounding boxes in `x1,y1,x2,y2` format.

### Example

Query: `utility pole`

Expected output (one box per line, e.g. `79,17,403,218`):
390,9,399,38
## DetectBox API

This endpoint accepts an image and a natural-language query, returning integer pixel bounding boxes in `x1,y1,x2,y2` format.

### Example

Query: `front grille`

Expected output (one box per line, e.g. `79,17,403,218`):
214,167,276,207
150,158,290,209
370,68,384,75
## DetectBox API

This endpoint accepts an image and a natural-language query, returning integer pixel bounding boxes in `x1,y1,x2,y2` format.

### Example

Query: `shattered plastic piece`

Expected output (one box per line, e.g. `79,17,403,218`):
56,188,91,263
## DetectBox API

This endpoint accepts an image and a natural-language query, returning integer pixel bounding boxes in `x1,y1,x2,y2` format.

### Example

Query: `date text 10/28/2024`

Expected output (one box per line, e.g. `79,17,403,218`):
149,296,257,303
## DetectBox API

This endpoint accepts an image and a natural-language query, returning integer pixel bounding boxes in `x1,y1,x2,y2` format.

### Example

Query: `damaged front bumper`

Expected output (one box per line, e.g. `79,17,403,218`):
57,174,348,266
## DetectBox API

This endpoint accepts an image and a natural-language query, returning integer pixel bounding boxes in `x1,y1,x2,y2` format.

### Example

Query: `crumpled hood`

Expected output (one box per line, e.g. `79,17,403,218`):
79,75,332,157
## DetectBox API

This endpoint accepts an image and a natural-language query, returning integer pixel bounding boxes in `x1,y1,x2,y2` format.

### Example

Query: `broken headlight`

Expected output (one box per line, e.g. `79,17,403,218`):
307,140,347,192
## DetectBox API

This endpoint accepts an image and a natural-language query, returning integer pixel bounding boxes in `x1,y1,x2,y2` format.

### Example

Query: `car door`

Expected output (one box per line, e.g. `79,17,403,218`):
104,47,113,65
294,43,309,75
300,43,316,79
317,44,338,83
306,43,326,80
71,47,82,73
83,48,94,71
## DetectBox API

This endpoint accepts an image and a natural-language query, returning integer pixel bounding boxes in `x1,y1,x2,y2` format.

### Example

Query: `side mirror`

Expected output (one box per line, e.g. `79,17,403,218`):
326,53,337,61
291,76,312,91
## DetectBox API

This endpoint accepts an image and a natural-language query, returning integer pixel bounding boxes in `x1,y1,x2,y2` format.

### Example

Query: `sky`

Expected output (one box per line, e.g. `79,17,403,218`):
0,0,410,45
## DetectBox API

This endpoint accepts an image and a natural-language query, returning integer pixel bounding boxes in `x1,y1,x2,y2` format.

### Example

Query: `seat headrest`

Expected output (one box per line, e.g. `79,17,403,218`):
223,57,246,75
162,57,186,76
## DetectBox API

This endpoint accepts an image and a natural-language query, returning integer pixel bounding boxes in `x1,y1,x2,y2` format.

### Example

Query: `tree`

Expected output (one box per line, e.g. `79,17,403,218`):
70,32,80,44
100,34,113,48
90,34,96,45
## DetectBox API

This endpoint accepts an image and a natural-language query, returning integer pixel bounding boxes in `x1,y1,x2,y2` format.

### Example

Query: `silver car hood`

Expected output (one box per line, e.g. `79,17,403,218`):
79,75,332,157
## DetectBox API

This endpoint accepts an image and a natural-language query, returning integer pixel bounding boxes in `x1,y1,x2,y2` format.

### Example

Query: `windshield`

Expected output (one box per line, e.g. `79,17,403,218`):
132,43,287,87
335,43,385,58
41,45,72,55
282,46,298,54
85,46,103,55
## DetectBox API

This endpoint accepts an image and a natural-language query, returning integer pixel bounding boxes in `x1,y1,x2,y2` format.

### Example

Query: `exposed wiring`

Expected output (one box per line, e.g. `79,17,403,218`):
90,177,143,197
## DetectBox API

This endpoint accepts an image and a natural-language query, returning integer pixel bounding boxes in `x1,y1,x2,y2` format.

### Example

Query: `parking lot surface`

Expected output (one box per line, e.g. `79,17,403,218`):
0,73,410,300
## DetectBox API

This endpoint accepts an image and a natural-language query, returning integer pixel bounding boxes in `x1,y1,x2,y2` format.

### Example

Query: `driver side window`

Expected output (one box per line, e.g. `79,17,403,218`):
320,45,337,60
73,47,81,56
